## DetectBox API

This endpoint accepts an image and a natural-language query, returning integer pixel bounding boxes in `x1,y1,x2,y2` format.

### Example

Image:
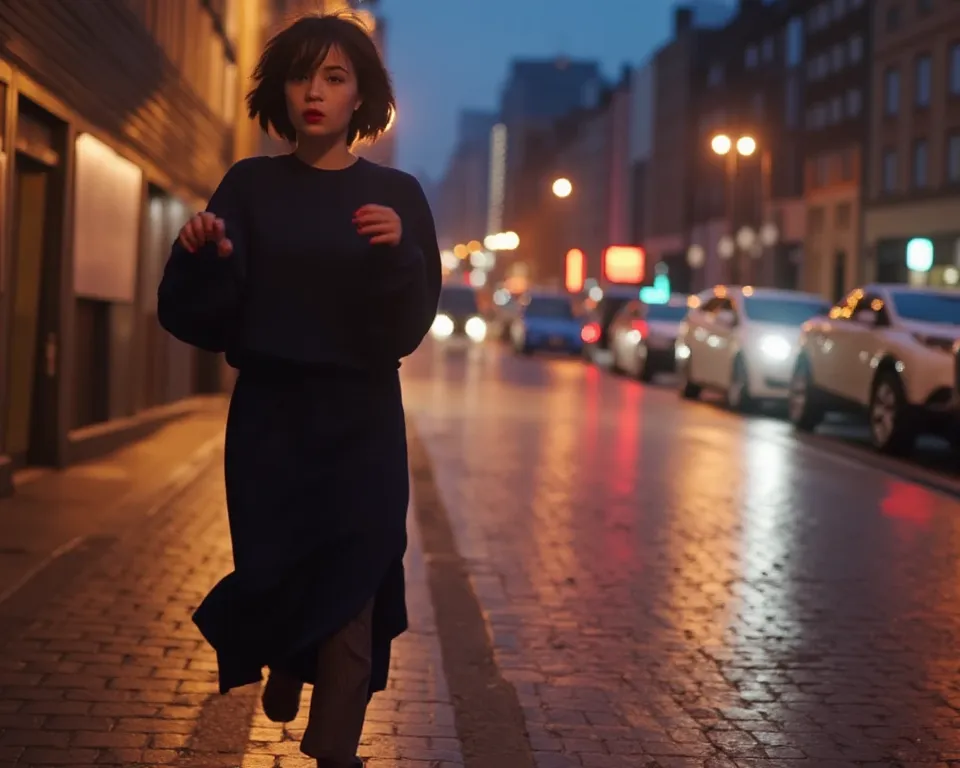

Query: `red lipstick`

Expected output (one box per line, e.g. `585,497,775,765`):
303,109,325,124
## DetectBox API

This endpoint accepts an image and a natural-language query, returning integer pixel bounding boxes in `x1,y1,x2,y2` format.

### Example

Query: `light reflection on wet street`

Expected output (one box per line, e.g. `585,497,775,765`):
402,341,960,766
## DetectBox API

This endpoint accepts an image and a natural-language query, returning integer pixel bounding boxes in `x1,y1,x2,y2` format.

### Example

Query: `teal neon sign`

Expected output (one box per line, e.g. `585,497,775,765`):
639,271,671,304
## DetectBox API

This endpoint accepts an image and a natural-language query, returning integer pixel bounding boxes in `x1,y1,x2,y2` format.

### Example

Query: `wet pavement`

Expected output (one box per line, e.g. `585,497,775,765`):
400,342,960,767
2,341,960,767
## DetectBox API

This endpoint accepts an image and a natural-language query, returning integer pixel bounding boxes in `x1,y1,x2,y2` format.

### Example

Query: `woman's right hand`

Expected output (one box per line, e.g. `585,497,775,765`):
178,212,233,257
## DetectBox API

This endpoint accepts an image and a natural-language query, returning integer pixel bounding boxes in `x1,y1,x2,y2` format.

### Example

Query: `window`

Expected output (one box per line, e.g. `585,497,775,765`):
786,17,804,66
840,149,854,181
785,77,800,127
832,43,845,71
745,46,759,68
816,154,831,186
884,68,900,115
915,55,932,107
831,96,843,123
949,133,960,183
950,44,960,95
882,149,898,192
846,88,863,116
913,140,928,188
886,5,901,31
836,202,852,228
762,36,775,62
849,34,863,63
808,206,826,232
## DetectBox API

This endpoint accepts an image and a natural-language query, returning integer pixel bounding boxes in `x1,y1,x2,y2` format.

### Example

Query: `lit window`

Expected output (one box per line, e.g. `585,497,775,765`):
846,88,862,116
848,34,863,63
948,133,960,183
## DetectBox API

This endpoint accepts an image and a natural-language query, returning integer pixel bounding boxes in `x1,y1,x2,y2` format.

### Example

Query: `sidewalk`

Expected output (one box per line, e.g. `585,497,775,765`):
0,408,464,768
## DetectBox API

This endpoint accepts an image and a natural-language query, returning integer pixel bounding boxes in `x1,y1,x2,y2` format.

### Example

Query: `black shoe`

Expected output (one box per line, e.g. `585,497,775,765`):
261,671,303,723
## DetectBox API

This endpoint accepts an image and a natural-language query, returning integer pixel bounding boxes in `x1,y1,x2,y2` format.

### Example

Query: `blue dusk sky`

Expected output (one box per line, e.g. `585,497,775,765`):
380,0,735,180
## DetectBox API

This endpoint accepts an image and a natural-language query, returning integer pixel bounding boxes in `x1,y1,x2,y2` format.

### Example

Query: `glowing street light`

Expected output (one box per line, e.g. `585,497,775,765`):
484,231,520,251
711,134,733,156
736,136,757,156
711,133,757,157
552,177,573,198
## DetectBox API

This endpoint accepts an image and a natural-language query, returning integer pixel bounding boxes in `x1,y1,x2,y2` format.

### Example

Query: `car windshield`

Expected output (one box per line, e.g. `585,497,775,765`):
889,290,960,325
645,304,688,322
527,296,574,319
742,296,829,326
437,287,478,314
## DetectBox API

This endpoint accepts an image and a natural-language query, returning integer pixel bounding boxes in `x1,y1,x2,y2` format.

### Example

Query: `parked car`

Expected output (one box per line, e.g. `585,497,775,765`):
789,285,960,453
581,286,640,363
510,291,583,355
430,284,487,345
607,296,690,380
676,286,830,411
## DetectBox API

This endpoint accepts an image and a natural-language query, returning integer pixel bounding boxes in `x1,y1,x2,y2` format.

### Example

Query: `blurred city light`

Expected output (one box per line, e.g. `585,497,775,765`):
564,248,585,293
711,134,733,155
467,239,483,253
602,245,645,284
552,177,573,198
484,231,520,251
736,135,757,156
454,243,469,259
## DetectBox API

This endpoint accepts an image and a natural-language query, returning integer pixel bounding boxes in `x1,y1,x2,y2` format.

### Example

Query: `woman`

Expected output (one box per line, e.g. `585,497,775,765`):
157,13,441,768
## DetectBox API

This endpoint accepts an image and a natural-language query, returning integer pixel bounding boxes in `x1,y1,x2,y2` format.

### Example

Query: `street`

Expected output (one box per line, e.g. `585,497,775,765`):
1,342,960,767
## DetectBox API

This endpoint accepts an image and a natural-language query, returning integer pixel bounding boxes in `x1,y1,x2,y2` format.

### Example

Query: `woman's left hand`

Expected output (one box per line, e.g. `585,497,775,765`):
354,204,402,246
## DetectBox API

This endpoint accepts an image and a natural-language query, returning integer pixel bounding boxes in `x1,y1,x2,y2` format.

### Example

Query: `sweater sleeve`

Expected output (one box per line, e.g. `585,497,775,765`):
364,175,442,360
157,161,249,353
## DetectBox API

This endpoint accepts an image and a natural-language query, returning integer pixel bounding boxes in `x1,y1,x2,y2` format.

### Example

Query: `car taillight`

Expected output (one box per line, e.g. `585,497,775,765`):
631,320,648,337
581,322,601,343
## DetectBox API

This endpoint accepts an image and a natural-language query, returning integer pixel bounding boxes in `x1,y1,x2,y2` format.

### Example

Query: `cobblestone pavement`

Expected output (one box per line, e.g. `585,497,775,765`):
401,342,960,767
0,415,461,767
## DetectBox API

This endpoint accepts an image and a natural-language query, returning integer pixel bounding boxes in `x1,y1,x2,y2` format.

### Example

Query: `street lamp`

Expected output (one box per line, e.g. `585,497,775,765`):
552,177,573,198
711,132,756,157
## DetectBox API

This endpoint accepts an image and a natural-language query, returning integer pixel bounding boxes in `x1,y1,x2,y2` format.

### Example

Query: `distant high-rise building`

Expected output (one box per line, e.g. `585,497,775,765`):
436,111,499,248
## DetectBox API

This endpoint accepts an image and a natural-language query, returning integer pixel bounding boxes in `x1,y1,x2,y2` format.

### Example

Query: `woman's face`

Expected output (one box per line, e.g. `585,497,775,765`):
285,45,361,142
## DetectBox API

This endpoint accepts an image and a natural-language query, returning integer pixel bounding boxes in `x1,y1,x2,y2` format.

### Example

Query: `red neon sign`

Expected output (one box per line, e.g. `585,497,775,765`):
565,248,585,293
602,245,645,284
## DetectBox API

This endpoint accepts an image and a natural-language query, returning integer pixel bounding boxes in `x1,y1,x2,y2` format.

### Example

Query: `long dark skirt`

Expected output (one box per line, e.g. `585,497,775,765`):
193,359,410,695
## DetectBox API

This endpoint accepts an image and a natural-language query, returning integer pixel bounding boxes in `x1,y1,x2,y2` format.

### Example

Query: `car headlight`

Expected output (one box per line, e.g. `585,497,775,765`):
465,315,487,342
759,334,791,361
431,314,454,339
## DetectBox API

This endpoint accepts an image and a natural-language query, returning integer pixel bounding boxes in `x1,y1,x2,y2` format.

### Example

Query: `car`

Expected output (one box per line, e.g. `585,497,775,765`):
580,286,641,364
789,285,960,454
676,285,830,411
430,284,487,345
607,296,690,381
509,292,583,355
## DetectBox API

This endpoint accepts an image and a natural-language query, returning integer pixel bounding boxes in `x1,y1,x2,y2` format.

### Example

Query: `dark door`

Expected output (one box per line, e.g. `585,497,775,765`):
4,154,60,467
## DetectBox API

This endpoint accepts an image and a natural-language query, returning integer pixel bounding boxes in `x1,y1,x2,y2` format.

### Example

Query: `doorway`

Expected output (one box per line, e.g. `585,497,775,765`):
4,154,60,467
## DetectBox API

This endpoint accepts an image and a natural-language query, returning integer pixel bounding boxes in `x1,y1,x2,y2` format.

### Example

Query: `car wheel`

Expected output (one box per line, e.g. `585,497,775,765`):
869,370,915,455
788,355,823,432
678,352,701,400
726,355,755,412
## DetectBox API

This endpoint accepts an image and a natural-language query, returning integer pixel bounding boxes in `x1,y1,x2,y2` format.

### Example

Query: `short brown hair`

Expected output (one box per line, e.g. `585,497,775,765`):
246,13,395,146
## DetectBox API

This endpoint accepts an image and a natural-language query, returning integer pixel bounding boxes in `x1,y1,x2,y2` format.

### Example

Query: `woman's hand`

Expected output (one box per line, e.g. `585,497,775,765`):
178,212,233,257
354,204,402,246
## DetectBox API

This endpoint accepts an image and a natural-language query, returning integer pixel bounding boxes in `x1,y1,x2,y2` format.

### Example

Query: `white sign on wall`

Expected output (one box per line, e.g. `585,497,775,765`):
73,133,143,303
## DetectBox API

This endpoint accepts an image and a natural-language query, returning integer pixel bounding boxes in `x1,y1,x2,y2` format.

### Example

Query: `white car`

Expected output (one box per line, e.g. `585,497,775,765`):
608,296,690,381
788,285,960,453
676,286,830,411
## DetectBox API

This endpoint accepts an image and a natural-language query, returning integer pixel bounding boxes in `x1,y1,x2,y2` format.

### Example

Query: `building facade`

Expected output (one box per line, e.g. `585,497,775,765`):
802,0,871,302
687,0,808,293
0,0,266,495
863,0,960,287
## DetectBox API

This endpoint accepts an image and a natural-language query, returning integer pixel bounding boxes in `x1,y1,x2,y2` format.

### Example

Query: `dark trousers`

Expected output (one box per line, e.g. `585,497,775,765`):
300,600,374,765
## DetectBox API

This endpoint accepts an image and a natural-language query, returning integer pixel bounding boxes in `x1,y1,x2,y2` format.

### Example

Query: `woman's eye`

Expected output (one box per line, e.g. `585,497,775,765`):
328,77,344,84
